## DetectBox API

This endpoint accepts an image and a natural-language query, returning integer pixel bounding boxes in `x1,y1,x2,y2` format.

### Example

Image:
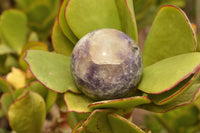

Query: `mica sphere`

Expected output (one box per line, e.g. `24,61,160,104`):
71,29,142,100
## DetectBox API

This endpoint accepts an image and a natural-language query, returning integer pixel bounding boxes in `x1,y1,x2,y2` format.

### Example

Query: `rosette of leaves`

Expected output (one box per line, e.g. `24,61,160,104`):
0,10,58,132
0,69,58,133
24,0,200,132
0,41,58,132
0,1,60,74
0,9,28,74
0,8,48,75
0,78,45,133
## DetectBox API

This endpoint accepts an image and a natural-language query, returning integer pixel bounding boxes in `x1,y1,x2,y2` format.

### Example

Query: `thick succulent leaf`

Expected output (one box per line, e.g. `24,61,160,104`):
27,81,56,112
197,32,200,52
47,0,57,6
45,90,57,112
14,88,24,100
57,94,67,112
134,0,158,30
72,120,85,133
138,53,200,94
8,91,46,133
58,0,78,44
25,68,36,84
65,0,122,39
28,32,39,42
0,45,14,55
64,92,94,113
149,71,200,105
19,41,48,70
134,0,154,19
67,112,90,129
24,50,80,93
115,0,138,42
77,109,113,133
47,0,61,14
143,5,196,67
26,81,48,99
4,55,19,70
26,1,51,24
0,9,27,54
0,93,13,115
15,0,33,8
88,96,151,109
42,13,57,32
139,83,200,113
155,105,199,131
108,113,144,133
52,19,74,56
0,77,11,93
0,55,9,74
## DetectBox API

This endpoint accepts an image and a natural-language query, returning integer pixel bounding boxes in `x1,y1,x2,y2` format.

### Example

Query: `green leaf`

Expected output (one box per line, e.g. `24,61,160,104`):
4,55,19,70
28,32,39,42
58,0,78,44
0,77,11,93
57,94,67,112
139,83,200,113
65,0,122,39
0,45,14,55
108,113,145,133
155,105,199,131
26,80,57,112
72,120,85,133
67,112,90,129
197,32,200,52
26,1,51,24
15,0,33,8
88,96,151,109
159,0,186,8
8,91,46,133
52,19,74,56
14,88,24,100
143,5,196,67
24,50,80,93
115,0,138,42
77,109,113,133
45,89,57,112
27,81,48,99
149,71,200,105
19,41,48,70
46,0,57,6
0,93,13,115
76,110,143,133
64,92,94,113
0,55,9,74
133,0,157,29
138,53,200,94
143,113,167,133
0,9,28,54
41,13,56,32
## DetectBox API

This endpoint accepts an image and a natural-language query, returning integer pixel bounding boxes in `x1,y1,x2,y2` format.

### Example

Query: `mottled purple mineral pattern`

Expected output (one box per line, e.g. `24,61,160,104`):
71,29,142,100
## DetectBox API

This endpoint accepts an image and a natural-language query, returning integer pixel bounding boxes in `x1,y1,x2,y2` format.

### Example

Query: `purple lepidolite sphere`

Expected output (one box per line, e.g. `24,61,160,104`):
71,29,142,100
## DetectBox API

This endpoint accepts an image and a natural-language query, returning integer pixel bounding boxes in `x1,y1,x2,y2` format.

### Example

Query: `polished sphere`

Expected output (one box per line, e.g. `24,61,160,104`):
71,29,142,100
